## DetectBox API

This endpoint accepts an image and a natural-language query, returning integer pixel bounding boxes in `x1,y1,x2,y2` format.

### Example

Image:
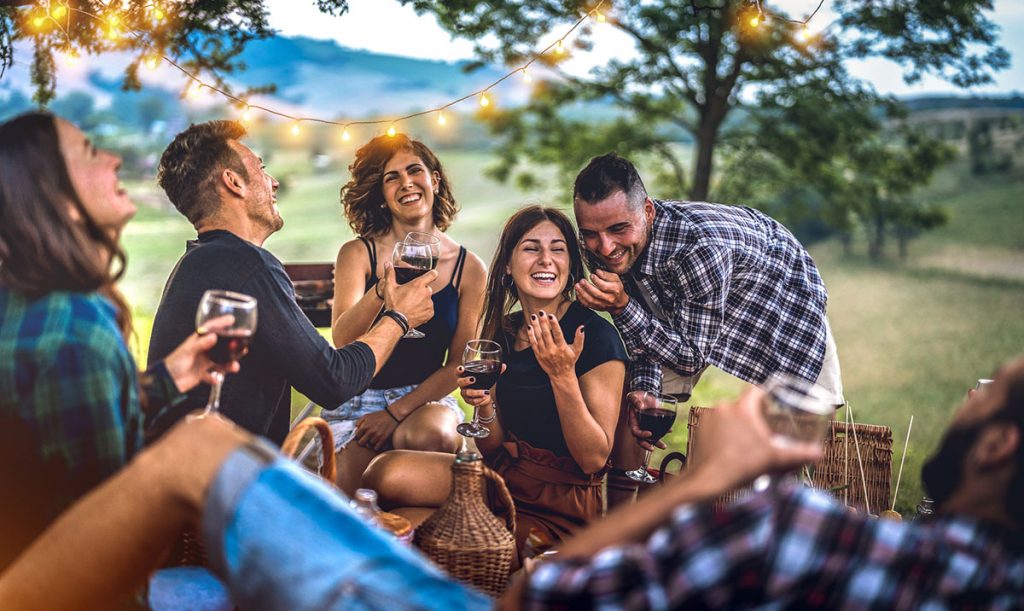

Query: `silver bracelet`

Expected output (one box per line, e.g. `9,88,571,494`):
477,400,498,424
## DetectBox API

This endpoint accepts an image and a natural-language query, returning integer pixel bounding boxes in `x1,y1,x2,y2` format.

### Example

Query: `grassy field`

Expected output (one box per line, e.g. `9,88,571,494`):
121,149,1024,515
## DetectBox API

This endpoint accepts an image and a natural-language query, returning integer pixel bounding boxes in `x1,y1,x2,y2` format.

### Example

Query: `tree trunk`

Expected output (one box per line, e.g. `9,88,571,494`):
690,98,728,202
898,234,909,260
841,232,853,257
868,215,885,260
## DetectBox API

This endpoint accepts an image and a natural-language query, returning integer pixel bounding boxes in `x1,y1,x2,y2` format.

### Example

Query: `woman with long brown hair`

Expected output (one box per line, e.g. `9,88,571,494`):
0,112,233,572
324,133,487,493
363,206,627,554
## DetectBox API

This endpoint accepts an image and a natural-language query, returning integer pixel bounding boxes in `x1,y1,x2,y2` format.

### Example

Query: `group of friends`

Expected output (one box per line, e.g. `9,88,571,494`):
0,111,1021,609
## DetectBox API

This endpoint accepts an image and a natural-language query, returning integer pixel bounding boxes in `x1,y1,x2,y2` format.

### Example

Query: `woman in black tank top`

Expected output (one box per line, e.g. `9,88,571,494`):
362,207,627,556
324,134,487,494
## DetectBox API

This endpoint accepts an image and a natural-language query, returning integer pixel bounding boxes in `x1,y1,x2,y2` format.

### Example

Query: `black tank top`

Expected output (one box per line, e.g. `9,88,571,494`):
360,237,466,389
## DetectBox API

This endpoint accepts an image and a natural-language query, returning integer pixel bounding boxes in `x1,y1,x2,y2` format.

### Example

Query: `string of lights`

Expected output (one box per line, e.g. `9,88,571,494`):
17,0,825,137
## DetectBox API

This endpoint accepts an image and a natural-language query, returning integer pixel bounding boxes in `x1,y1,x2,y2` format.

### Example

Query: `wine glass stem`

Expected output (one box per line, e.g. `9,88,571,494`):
639,449,652,473
204,371,225,414
471,404,481,427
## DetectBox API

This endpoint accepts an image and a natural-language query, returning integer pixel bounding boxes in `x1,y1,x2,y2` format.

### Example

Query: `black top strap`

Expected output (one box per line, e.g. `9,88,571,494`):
358,237,379,285
450,246,467,289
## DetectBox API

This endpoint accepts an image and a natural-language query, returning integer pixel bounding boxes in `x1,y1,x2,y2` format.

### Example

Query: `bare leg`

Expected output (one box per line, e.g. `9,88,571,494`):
334,442,381,496
361,450,454,510
0,416,249,611
392,401,462,453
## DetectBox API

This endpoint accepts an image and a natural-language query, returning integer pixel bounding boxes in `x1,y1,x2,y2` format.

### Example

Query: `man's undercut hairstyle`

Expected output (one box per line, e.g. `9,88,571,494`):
573,153,648,210
158,120,249,224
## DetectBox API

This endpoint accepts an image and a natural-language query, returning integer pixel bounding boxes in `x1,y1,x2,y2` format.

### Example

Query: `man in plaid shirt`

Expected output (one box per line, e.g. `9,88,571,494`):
573,153,843,411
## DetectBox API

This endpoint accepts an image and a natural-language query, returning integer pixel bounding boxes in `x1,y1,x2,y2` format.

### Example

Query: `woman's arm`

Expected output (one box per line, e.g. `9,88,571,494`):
530,314,624,474
385,251,488,421
331,239,385,348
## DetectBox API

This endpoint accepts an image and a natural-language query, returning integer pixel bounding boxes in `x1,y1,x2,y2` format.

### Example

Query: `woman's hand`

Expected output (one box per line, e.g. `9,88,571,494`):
526,310,584,380
457,363,506,407
353,410,398,451
163,315,241,393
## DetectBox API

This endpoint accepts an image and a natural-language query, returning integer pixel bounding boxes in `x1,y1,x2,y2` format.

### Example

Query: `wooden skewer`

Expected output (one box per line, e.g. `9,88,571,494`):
844,404,850,507
847,401,872,515
891,415,914,512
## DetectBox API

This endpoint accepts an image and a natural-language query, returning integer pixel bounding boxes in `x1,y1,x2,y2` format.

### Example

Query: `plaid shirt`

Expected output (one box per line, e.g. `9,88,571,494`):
524,485,1024,609
0,287,182,567
614,200,828,393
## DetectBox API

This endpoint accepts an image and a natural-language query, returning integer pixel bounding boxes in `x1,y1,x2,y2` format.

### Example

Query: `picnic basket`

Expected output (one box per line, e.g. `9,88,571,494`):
414,451,517,597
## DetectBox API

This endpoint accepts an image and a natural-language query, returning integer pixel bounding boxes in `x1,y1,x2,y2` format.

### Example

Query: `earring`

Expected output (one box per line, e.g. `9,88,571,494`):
501,273,513,288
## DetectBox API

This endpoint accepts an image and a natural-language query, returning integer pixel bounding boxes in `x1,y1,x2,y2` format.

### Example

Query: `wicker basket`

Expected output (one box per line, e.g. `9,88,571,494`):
282,416,336,483
686,406,893,512
414,451,517,597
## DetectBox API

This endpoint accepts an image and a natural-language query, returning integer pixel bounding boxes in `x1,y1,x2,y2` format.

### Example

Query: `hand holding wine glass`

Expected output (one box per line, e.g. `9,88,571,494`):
194,290,257,417
625,391,678,484
457,339,503,439
391,237,440,339
162,314,242,394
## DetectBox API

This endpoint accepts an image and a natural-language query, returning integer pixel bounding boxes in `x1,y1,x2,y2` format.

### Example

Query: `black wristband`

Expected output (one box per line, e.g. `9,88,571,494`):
380,309,409,335
384,404,401,423
374,280,384,300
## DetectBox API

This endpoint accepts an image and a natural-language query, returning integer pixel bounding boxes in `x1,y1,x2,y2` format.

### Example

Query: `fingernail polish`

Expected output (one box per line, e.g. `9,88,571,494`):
484,390,490,395
531,314,536,320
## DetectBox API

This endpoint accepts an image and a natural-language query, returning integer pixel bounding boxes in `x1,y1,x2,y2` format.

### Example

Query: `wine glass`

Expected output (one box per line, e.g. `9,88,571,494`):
391,237,439,339
625,392,678,483
752,372,833,491
456,339,502,438
194,290,257,417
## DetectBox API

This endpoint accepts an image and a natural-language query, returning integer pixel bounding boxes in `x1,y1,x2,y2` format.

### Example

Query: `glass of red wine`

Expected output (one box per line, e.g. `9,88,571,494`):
625,391,678,484
456,339,502,438
194,289,257,417
752,373,833,491
392,234,440,339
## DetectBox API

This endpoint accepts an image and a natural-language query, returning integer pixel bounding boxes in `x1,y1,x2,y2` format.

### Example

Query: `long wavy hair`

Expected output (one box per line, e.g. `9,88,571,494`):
340,134,458,236
480,206,585,347
0,112,132,340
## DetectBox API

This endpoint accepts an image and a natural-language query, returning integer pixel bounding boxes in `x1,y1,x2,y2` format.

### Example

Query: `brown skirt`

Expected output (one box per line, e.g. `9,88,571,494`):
486,437,606,553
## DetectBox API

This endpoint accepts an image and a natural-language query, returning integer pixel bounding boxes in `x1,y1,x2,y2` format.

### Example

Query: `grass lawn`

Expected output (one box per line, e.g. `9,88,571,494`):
122,150,1024,515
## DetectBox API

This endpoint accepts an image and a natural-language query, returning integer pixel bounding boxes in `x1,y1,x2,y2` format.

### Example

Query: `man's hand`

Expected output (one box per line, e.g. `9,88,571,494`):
687,387,823,492
164,314,242,393
353,410,398,451
626,390,668,451
381,262,436,329
575,269,629,316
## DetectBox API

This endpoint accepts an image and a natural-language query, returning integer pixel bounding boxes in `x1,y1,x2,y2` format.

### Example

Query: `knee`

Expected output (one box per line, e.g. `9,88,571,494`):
393,422,460,454
360,452,403,505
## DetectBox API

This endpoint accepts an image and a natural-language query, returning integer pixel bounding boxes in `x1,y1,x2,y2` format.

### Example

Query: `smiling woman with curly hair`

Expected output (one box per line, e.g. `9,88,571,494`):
324,133,487,494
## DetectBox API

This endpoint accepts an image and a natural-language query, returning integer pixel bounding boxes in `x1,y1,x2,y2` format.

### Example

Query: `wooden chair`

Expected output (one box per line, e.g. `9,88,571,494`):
685,406,893,513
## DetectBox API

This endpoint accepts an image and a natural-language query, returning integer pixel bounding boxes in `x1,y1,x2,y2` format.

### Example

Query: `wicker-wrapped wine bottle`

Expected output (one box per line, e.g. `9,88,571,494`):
414,450,517,597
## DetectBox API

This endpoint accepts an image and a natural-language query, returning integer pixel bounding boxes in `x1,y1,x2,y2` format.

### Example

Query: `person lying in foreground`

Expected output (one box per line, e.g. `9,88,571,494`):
2,358,1022,610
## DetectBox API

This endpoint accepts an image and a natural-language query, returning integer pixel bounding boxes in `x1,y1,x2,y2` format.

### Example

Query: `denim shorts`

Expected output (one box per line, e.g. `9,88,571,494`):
320,385,463,452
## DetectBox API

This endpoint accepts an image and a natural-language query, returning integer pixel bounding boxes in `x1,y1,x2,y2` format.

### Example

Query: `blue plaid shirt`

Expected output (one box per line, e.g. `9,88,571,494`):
0,287,182,570
524,485,1024,609
614,200,828,393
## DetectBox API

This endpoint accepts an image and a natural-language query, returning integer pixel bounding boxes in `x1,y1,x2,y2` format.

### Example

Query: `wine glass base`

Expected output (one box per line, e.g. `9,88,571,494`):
456,423,490,438
624,466,658,484
404,329,425,339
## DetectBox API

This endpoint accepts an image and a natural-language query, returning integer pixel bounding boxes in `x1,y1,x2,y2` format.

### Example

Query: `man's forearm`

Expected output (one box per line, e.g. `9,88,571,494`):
357,316,405,377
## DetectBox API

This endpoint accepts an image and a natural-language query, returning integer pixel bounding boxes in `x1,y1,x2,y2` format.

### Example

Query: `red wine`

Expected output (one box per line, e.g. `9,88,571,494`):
637,408,676,443
394,265,430,284
208,330,252,365
463,359,500,390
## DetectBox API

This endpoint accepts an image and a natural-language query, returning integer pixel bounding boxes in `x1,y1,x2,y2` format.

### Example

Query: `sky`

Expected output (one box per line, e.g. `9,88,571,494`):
266,0,1024,97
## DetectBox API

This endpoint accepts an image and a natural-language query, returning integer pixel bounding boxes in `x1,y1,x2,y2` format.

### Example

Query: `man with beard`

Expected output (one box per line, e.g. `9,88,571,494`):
572,153,844,411
2,359,1022,609
147,121,436,445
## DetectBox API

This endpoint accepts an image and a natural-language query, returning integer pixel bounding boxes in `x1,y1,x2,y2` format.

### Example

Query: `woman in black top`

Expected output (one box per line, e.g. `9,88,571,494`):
364,206,627,553
324,134,487,494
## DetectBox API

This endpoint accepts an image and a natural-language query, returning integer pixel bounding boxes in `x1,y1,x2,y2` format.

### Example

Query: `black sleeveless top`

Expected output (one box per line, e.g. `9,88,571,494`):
495,302,628,458
360,237,466,389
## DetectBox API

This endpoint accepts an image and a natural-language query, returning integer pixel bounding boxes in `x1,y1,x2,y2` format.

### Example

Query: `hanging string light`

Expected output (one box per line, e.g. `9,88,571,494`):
386,125,397,137
341,127,351,141
437,112,447,126
290,121,301,136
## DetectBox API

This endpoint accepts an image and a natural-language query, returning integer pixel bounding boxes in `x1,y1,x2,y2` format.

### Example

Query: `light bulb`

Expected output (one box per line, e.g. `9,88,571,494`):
52,6,67,19
798,23,812,42
555,39,565,54
521,68,532,83
387,125,396,137
108,28,121,40
291,122,301,137
750,16,760,27
145,56,159,70
241,107,252,122
342,127,351,141
595,11,606,23
153,7,165,21
480,93,490,107
437,112,447,126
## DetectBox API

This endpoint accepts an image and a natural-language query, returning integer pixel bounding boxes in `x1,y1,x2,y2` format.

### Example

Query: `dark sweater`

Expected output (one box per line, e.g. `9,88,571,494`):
146,230,375,444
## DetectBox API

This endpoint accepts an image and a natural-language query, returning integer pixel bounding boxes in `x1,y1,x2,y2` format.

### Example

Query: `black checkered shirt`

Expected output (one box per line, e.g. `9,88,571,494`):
614,200,828,393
